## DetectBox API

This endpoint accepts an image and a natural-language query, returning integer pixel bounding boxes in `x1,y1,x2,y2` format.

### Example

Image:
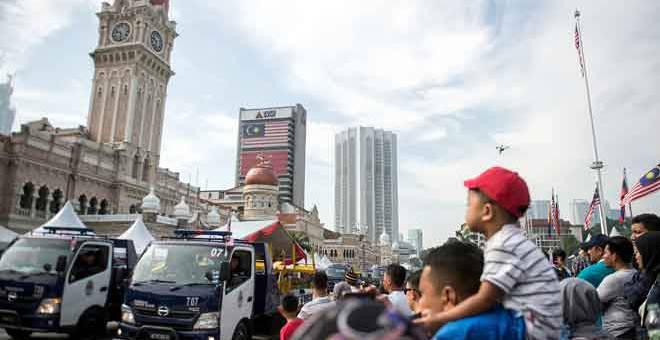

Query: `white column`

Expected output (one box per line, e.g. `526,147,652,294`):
109,80,123,143
124,77,138,142
96,76,111,142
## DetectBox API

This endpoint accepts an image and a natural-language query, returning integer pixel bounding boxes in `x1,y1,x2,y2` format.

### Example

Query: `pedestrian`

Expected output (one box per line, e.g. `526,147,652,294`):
553,249,572,281
572,245,591,277
344,270,360,292
597,236,639,339
630,213,660,241
405,270,422,313
383,263,413,316
560,278,614,340
633,232,660,326
418,241,525,340
417,167,561,340
298,271,334,321
279,294,304,340
577,234,615,288
332,281,352,300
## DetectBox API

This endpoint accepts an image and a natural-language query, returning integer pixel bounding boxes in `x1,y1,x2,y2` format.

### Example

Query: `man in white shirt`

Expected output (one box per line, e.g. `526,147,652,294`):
298,271,335,320
383,263,413,316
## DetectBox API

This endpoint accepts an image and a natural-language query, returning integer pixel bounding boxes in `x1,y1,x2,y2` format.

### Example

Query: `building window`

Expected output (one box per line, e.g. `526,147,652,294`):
19,182,35,209
35,186,49,212
142,159,150,182
78,195,88,214
99,199,109,215
129,204,137,214
132,155,140,179
88,197,98,215
50,189,63,214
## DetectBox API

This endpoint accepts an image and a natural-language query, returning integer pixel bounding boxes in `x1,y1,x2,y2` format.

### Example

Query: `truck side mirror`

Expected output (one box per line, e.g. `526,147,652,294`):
55,256,67,273
219,262,231,282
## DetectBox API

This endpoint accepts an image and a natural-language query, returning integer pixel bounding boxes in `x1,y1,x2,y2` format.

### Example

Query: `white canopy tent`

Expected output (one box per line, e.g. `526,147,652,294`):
0,226,17,243
119,216,155,254
31,201,94,235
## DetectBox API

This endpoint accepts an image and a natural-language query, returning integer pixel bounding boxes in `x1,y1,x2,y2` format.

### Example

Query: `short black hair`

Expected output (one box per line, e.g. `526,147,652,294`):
553,249,567,261
312,270,328,289
406,270,422,290
632,214,660,232
281,294,299,313
605,236,634,264
471,189,520,224
423,241,483,299
385,264,407,288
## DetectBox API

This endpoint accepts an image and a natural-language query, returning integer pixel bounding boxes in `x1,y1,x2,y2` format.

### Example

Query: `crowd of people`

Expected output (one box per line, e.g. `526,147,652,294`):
277,166,660,340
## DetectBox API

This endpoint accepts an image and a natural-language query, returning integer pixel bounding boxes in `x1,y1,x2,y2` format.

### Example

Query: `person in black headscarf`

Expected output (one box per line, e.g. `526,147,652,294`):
633,232,660,326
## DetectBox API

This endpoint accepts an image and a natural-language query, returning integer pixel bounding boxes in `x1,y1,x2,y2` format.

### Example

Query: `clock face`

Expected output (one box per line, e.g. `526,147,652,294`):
150,31,164,52
111,23,131,42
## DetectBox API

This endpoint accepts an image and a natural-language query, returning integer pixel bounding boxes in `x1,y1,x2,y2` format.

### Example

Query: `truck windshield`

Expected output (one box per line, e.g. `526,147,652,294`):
0,238,70,275
326,266,346,278
132,244,226,285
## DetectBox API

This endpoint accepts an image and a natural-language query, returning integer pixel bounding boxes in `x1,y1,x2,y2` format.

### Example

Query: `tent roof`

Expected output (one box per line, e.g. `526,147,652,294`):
33,201,94,235
119,216,155,254
0,225,17,243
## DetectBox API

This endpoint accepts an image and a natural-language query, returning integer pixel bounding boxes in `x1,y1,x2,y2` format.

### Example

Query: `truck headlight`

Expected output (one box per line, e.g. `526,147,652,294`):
121,304,135,325
36,298,61,314
193,312,219,330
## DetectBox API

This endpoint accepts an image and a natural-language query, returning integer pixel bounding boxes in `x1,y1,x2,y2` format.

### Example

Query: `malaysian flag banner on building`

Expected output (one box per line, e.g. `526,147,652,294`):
585,186,600,231
241,120,290,148
624,163,660,205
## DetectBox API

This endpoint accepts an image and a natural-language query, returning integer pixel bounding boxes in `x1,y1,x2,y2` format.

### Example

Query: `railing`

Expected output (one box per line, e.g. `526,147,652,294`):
156,215,178,226
35,210,47,219
16,208,31,217
80,214,139,223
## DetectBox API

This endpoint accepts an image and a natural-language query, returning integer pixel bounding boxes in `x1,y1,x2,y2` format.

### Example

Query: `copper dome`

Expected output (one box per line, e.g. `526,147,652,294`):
245,165,278,186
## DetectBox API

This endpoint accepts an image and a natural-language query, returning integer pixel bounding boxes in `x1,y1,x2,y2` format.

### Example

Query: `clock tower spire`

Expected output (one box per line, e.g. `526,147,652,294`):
86,0,177,182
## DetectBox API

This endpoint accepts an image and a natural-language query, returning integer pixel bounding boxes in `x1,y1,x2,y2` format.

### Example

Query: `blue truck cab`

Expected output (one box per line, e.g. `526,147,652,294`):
0,227,137,339
116,230,280,340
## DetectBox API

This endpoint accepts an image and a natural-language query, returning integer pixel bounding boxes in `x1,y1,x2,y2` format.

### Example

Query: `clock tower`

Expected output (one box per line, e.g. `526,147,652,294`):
87,0,177,182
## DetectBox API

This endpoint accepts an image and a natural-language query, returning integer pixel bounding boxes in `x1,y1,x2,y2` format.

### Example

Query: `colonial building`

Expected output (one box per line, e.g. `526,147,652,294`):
0,0,200,232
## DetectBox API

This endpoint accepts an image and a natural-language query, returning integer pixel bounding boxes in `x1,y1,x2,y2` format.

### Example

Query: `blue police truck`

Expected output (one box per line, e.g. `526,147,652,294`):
115,230,281,340
0,227,137,339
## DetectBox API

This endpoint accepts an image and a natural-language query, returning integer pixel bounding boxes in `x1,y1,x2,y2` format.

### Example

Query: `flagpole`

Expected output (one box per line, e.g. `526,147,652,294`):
575,9,608,235
624,168,634,218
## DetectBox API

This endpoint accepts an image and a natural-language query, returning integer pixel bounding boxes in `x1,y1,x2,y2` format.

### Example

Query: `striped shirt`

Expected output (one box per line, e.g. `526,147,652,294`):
482,224,561,340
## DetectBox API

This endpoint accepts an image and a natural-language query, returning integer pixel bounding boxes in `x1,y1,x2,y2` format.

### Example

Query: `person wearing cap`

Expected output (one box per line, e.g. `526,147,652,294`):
345,271,361,293
577,234,615,288
416,166,561,340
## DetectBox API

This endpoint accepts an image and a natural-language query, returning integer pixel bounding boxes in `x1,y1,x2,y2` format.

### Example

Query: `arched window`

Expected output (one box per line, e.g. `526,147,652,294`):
99,199,109,215
132,155,140,179
129,204,137,214
50,189,63,214
88,197,98,215
19,182,35,209
142,159,150,182
35,186,49,212
78,195,88,214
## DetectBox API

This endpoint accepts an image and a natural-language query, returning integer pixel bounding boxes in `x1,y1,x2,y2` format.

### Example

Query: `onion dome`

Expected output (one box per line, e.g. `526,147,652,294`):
245,154,278,186
141,187,161,213
207,206,221,226
173,196,191,219
379,231,390,246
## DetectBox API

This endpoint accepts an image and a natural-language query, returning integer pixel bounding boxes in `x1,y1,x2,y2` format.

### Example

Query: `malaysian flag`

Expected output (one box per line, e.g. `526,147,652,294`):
241,120,290,148
575,23,585,77
623,163,660,205
619,169,629,224
585,186,600,231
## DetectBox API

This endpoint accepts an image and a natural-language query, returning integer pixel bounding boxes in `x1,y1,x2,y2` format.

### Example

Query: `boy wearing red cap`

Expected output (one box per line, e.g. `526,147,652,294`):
417,167,561,340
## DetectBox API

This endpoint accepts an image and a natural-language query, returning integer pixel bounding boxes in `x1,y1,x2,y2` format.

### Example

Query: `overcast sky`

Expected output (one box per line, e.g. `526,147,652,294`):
1,0,659,247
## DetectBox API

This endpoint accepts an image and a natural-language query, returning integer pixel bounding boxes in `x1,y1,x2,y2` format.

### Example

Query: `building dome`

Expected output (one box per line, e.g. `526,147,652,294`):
245,153,278,186
173,196,191,219
141,187,161,213
379,231,390,245
207,206,220,226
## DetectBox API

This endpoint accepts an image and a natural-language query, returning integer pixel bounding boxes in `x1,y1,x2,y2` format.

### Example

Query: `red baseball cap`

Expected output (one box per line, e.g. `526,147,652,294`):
464,166,530,218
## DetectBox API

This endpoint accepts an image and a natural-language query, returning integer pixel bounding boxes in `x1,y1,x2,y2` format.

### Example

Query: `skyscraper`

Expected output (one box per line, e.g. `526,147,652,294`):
334,127,399,243
407,229,423,255
570,199,590,225
528,200,551,220
235,105,307,207
0,75,16,136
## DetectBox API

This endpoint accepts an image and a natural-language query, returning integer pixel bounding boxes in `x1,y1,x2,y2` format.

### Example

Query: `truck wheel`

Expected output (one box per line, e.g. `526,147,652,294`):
5,329,32,339
72,308,107,340
231,321,251,340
